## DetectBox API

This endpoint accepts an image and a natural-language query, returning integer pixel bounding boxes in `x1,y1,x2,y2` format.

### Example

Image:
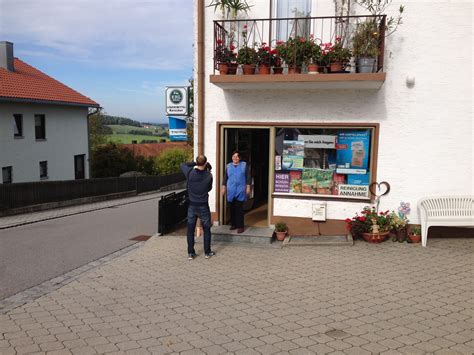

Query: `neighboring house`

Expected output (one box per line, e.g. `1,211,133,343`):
194,1,472,235
121,142,190,159
0,41,99,184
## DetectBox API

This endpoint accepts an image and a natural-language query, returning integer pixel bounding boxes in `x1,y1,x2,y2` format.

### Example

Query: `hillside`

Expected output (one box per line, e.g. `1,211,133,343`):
106,124,169,144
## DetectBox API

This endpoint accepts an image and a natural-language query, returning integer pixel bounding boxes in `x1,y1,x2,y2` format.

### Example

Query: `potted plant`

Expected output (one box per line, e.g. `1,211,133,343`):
215,39,237,74
275,37,311,74
307,35,322,74
326,37,352,73
389,211,408,242
274,222,288,241
256,43,273,75
409,226,421,243
208,0,253,20
345,206,392,243
352,20,380,73
237,46,257,74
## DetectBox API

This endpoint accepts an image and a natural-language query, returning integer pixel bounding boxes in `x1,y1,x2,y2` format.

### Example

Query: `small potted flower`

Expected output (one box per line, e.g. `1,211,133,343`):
215,39,237,75
237,25,258,75
325,37,352,73
389,212,408,242
275,36,312,74
256,43,273,75
274,222,288,241
307,35,322,74
352,19,380,73
345,206,391,243
408,226,421,243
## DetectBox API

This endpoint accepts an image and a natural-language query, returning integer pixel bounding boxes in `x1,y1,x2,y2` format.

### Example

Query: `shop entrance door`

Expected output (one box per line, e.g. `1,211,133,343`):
221,128,270,227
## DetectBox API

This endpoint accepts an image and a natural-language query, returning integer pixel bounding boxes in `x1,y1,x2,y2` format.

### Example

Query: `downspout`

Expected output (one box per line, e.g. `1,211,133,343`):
197,0,205,155
86,106,101,179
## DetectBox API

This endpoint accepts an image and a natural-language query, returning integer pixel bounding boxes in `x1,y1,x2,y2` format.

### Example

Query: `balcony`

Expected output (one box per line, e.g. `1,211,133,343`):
210,15,387,90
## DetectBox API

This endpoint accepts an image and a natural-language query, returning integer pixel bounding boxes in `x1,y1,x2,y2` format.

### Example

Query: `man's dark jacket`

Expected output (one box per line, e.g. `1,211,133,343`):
180,162,213,206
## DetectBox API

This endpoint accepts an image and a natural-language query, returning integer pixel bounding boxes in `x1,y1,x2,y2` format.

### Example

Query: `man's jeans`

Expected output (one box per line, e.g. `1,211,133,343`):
187,204,212,255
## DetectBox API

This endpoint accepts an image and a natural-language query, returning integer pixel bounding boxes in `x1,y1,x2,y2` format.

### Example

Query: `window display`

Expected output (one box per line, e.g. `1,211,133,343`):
274,126,375,199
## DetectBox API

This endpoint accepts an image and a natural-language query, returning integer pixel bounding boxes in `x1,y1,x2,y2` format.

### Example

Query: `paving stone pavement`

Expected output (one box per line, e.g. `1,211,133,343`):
0,236,473,354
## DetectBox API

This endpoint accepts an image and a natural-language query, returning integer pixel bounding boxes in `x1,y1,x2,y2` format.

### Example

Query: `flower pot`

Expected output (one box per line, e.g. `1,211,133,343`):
242,64,256,75
330,62,343,73
408,234,421,243
273,67,284,74
356,57,377,73
275,231,287,241
307,63,319,74
362,231,389,244
396,229,407,242
288,66,301,74
258,65,271,75
227,63,238,75
218,62,229,75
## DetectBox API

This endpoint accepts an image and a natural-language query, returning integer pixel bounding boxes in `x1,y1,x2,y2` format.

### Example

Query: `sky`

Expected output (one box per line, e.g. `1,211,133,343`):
0,0,194,123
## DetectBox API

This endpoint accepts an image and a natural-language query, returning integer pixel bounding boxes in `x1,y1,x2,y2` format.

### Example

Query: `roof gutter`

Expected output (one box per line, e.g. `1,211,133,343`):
197,0,205,155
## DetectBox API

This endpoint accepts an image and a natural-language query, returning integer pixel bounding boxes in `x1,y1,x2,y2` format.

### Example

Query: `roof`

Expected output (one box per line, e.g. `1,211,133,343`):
121,142,190,158
0,58,99,107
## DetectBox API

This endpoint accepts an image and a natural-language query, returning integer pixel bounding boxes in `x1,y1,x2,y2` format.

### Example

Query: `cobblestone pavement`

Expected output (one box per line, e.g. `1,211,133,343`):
1,237,473,354
0,190,181,230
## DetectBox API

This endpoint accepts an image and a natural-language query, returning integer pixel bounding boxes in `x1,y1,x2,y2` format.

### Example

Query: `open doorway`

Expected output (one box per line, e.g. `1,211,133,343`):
222,128,270,227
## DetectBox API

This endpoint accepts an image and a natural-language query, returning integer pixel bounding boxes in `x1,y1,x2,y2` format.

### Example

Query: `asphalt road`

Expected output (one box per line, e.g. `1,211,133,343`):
0,198,160,300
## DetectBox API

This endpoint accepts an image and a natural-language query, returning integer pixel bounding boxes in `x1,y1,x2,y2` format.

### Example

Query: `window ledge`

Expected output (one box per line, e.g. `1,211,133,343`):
35,138,47,142
273,192,371,202
210,73,386,90
40,176,49,180
14,136,24,139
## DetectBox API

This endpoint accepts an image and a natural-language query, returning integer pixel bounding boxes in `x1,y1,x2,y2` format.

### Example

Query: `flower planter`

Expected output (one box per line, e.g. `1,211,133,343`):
218,63,229,75
307,63,319,74
227,63,238,75
288,66,302,74
362,231,389,244
396,229,407,242
356,57,377,73
258,65,271,75
242,64,256,75
330,62,343,73
273,67,284,74
408,234,421,243
275,231,287,241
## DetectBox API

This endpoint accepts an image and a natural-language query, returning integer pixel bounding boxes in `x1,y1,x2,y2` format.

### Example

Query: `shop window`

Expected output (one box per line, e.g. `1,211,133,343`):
2,166,12,184
13,114,23,137
273,126,376,200
35,114,46,140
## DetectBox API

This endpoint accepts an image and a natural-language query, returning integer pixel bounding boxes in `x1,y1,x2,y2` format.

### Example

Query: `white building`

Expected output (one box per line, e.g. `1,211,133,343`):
0,41,99,184
194,1,472,236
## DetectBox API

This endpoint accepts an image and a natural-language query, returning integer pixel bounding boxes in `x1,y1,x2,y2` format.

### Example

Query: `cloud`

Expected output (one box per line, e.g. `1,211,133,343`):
0,0,194,70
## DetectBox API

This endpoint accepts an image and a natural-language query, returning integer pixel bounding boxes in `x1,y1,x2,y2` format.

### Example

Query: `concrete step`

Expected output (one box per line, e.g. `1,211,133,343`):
211,225,275,244
283,235,353,247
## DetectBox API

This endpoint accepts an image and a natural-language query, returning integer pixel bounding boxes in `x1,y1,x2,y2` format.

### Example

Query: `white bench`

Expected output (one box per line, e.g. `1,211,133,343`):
418,196,474,247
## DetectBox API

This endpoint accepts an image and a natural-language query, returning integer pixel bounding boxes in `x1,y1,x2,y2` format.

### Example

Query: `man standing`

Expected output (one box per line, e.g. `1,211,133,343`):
181,155,215,260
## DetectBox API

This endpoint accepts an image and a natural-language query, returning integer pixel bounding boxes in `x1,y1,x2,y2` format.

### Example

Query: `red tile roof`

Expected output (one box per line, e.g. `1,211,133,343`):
0,58,99,107
122,142,190,158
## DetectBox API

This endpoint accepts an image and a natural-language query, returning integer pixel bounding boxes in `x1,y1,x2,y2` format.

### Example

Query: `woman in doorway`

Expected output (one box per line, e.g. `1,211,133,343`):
222,150,251,233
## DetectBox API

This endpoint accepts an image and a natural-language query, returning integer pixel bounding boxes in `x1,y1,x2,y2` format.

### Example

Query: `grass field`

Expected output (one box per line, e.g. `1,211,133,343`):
106,124,168,144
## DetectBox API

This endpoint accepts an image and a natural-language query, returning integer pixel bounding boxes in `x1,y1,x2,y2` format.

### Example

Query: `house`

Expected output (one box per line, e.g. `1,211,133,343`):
0,41,99,184
194,1,472,236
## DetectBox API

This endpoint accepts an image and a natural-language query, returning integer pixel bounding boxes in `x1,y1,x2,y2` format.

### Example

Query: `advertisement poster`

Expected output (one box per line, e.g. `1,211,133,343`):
168,116,187,141
274,172,290,193
301,169,334,194
289,171,302,193
338,184,369,198
275,155,282,171
336,130,370,174
297,135,336,149
283,140,304,170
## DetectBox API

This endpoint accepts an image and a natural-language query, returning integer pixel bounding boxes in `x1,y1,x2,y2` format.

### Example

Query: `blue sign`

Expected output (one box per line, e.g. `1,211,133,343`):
168,116,187,141
336,130,370,174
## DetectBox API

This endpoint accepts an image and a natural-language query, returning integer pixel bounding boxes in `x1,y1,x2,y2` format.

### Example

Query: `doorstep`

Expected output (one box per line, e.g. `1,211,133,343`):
283,235,354,247
211,225,274,244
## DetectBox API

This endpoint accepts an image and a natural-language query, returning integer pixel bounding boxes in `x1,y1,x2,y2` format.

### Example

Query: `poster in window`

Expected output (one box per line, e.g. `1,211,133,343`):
274,172,290,193
336,131,370,174
283,140,304,170
338,184,369,198
289,171,302,193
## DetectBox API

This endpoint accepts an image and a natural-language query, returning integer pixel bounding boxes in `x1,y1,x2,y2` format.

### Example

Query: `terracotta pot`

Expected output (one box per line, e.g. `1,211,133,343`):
330,62,343,73
218,62,229,75
258,65,271,75
275,231,287,241
273,67,284,74
362,231,389,244
227,63,238,75
242,64,256,75
308,63,319,74
288,66,302,74
408,234,421,243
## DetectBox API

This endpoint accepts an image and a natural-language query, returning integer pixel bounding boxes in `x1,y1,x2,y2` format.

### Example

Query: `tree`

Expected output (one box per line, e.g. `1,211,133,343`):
88,108,109,151
153,148,193,175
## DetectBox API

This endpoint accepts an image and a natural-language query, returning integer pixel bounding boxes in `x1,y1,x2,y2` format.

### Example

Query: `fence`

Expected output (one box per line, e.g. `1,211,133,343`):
0,173,185,212
157,190,188,235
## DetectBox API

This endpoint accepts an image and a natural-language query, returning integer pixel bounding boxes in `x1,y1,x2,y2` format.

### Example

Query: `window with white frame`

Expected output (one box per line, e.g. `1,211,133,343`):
39,161,48,179
275,0,312,40
35,114,46,140
2,166,12,184
13,114,23,138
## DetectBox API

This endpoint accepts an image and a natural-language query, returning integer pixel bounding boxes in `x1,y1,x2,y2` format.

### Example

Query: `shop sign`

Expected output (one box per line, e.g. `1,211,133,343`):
166,87,188,115
298,135,336,149
168,116,187,141
338,184,369,198
274,172,290,193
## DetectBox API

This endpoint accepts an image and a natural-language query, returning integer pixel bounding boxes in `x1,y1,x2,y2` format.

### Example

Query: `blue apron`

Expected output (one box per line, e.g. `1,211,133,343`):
226,162,246,202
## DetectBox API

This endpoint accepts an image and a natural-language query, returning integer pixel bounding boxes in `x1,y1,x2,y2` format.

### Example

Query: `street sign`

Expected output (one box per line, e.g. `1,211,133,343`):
166,87,189,116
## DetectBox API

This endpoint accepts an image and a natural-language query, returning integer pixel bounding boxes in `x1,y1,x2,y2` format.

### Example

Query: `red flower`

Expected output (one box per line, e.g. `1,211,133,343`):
229,45,235,50
345,218,351,223
216,39,223,45
276,40,284,45
336,36,341,42
358,217,366,222
243,25,247,29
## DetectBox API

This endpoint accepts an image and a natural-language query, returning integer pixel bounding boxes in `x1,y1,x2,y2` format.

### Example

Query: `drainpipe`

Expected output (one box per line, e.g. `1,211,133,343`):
197,0,205,155
86,106,101,179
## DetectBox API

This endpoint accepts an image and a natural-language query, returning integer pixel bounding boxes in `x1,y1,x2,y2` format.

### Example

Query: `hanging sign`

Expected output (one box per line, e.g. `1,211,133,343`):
168,116,187,141
166,87,188,116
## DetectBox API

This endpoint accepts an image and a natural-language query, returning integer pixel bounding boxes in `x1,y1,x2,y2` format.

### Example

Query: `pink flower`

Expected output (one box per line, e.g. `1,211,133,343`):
216,39,223,45
243,25,247,29
336,36,341,42
276,40,284,45
300,37,306,42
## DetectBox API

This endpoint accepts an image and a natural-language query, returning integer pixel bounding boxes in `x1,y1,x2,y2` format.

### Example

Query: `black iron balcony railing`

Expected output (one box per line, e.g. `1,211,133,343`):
213,15,386,75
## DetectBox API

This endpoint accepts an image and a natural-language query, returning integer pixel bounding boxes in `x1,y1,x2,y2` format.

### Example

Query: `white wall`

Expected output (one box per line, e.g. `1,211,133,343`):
0,103,90,183
196,1,473,223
